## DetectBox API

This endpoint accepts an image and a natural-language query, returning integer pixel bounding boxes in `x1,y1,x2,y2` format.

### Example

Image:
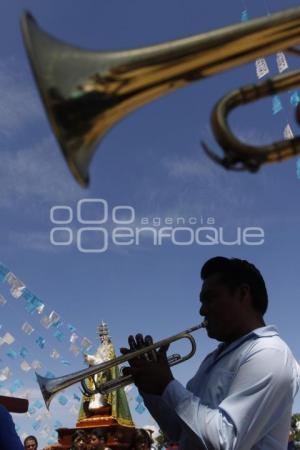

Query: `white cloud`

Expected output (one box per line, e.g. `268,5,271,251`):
0,136,82,209
159,153,259,217
0,59,83,210
8,231,59,253
0,59,42,137
229,126,275,147
162,155,216,180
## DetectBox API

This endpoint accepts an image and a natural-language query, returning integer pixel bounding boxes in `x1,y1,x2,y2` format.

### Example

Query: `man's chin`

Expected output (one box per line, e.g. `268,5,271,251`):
206,325,223,341
206,326,216,338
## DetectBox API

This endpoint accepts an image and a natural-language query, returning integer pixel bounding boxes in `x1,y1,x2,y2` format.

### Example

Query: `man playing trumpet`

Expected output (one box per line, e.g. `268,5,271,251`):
121,257,300,449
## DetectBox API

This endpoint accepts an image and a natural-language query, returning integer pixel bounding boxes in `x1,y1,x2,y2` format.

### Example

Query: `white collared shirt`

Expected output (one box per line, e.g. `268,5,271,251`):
143,326,300,450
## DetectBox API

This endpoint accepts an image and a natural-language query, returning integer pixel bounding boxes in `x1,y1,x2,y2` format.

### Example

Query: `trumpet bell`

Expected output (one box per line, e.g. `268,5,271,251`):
21,12,111,187
35,373,54,410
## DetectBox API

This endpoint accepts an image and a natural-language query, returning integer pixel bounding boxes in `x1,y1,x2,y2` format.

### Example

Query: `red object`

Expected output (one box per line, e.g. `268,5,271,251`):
0,395,28,413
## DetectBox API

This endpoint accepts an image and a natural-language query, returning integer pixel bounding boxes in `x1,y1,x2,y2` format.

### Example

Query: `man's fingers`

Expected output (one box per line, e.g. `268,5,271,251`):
135,333,145,348
144,335,153,345
158,343,170,362
128,335,137,351
122,333,160,363
122,366,133,377
120,346,140,369
122,366,143,378
120,347,130,355
158,343,170,353
145,335,158,362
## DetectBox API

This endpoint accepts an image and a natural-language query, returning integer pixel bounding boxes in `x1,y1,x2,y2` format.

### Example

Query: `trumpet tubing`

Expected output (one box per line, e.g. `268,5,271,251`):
81,352,182,397
21,7,300,186
203,69,300,171
36,322,207,409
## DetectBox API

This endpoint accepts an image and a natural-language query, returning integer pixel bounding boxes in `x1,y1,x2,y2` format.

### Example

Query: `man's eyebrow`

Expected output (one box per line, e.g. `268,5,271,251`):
200,287,217,302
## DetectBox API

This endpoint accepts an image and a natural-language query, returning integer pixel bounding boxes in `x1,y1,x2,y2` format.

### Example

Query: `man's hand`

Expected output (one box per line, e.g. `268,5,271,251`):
120,334,174,396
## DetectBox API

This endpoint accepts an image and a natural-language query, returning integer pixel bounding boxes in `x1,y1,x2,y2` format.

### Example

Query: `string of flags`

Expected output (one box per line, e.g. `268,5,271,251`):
240,2,300,176
0,261,147,446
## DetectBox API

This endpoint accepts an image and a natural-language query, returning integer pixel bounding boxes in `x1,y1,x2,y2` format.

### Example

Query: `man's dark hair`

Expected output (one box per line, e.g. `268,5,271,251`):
201,257,268,315
24,435,38,447
131,429,153,446
72,430,87,443
90,428,105,440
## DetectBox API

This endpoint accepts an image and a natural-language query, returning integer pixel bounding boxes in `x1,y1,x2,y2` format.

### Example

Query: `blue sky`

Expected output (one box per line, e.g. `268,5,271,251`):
1,0,300,446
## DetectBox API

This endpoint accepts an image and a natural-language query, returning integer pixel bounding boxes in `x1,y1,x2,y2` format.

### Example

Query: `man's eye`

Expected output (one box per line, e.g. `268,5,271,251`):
204,294,217,303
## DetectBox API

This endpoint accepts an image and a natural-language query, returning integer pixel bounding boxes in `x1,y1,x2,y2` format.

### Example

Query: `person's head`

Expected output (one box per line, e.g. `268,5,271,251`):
24,436,38,450
89,429,106,450
131,429,153,450
289,430,295,442
199,257,268,343
72,430,88,450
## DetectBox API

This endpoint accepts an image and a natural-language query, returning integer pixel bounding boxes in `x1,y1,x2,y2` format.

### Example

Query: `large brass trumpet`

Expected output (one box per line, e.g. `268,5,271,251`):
36,322,206,409
21,8,300,186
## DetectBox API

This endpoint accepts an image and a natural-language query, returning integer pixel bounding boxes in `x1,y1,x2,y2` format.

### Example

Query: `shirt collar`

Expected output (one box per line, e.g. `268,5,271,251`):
213,325,279,362
222,324,279,348
251,324,278,337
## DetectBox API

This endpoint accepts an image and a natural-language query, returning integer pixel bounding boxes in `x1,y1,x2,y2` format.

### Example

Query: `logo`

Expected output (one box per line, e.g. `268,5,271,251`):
50,199,265,253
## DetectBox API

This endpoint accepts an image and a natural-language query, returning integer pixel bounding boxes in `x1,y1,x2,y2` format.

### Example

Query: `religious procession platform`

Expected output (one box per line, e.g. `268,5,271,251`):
42,322,136,450
49,424,135,449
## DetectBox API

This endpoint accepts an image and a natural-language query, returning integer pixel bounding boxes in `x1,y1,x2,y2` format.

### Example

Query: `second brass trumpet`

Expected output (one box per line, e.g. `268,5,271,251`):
36,322,207,409
21,7,300,186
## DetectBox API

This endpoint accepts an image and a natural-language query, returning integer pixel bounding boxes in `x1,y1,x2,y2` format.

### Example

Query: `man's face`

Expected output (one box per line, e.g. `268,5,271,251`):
73,436,87,450
89,435,105,450
135,442,150,450
199,273,245,342
25,439,37,450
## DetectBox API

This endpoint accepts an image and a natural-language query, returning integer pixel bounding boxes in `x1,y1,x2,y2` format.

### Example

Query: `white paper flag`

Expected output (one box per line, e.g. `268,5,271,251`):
255,58,269,79
3,332,15,345
276,52,288,73
22,322,35,335
20,361,32,372
284,123,294,140
5,272,26,298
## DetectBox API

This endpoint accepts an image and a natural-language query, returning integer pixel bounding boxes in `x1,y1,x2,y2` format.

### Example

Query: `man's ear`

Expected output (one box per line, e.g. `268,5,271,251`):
239,283,251,302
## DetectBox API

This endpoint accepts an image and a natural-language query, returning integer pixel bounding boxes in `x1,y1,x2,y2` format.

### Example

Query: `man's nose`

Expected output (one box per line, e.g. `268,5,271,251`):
199,303,207,316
